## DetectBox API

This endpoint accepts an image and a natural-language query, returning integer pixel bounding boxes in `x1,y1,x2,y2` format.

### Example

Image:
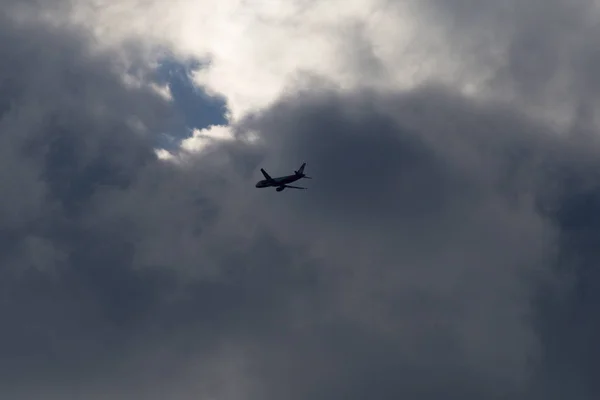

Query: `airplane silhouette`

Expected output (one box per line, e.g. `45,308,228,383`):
255,162,311,192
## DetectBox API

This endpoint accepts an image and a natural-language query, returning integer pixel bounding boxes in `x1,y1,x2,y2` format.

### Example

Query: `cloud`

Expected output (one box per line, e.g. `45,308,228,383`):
59,0,600,133
180,125,234,153
63,0,489,121
235,85,554,396
2,0,600,399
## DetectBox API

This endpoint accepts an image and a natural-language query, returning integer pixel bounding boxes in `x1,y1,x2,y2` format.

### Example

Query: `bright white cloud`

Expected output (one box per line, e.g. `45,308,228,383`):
149,82,173,101
153,125,235,163
63,0,499,124
154,148,175,160
181,124,234,153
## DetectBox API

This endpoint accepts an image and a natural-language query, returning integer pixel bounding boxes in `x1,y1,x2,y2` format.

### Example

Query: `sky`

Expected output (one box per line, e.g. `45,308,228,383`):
1,0,600,398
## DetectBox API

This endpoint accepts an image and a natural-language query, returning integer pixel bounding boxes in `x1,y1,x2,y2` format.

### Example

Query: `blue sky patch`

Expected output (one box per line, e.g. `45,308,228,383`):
153,58,228,150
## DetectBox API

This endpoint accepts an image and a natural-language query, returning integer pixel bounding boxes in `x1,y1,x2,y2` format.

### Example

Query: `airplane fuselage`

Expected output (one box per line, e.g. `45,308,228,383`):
255,174,301,188
255,163,310,191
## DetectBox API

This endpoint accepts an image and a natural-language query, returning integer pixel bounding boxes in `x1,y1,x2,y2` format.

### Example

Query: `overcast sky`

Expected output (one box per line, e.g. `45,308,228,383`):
2,0,600,399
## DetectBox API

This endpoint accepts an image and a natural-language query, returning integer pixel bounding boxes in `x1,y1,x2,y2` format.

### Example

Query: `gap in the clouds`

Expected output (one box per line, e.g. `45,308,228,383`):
152,57,229,151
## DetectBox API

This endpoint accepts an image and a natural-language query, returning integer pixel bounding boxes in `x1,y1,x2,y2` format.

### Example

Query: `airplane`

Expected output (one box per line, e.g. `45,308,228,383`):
255,162,311,192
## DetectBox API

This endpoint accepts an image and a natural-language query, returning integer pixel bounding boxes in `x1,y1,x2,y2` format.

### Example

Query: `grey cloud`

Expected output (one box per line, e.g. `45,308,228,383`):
412,0,600,121
1,1,600,400
236,85,556,399
0,4,182,390
238,83,600,398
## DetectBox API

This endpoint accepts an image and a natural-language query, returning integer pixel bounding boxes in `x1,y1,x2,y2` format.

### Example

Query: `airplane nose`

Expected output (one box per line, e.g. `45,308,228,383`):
255,182,260,187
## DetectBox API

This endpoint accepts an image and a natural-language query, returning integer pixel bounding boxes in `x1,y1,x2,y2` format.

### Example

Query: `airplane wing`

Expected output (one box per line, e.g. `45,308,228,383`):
260,168,273,181
284,185,306,189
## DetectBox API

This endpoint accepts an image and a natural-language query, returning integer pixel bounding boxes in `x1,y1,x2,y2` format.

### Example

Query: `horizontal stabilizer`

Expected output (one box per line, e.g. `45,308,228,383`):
284,185,306,190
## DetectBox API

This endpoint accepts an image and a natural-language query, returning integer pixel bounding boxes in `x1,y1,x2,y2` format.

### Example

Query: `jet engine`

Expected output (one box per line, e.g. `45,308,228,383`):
276,186,285,192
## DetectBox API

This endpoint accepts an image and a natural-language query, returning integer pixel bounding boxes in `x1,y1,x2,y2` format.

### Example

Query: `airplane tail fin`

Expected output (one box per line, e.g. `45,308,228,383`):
295,162,306,176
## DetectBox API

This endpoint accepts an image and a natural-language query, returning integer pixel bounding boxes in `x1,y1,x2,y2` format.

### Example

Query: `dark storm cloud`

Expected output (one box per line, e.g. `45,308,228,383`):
405,0,600,395
229,81,600,399
2,1,600,400
0,4,175,389
0,9,326,399
236,85,555,400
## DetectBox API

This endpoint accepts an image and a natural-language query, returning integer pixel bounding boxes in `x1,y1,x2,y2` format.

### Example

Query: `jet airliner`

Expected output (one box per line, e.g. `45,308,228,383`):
255,163,311,192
